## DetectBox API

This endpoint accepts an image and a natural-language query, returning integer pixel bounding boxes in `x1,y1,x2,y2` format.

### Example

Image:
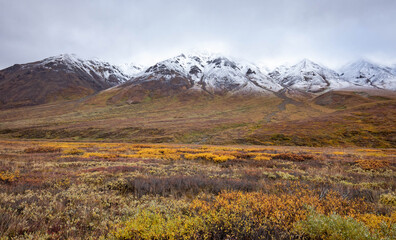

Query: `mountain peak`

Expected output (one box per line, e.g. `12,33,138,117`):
340,59,396,90
271,59,351,93
41,53,80,64
56,53,78,59
294,59,322,70
299,58,315,65
343,59,379,70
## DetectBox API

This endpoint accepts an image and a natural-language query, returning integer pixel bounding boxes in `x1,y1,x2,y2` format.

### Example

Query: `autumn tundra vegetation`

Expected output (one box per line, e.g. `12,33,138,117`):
0,88,394,240
0,139,395,239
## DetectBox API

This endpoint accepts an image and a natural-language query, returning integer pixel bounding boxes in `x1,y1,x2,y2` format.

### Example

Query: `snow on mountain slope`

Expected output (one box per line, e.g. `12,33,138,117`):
268,65,289,80
271,59,352,93
340,60,396,90
36,54,133,86
118,63,145,77
236,61,283,92
132,53,282,94
392,65,396,75
0,54,145,108
132,56,396,94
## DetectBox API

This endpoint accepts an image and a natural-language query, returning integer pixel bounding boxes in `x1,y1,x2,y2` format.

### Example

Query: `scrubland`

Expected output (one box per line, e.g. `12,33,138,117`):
0,95,394,147
0,140,395,239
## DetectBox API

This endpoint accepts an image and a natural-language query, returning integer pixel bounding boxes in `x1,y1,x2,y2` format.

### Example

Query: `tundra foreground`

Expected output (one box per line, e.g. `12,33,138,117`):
0,140,395,239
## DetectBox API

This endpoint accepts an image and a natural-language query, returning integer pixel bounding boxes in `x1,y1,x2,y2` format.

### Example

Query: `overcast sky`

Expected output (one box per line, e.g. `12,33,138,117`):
1,0,396,70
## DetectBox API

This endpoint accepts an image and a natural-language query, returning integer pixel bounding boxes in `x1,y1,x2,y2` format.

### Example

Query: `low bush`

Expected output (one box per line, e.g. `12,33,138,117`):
356,213,395,232
295,210,374,240
63,148,84,155
295,209,396,240
108,176,259,197
184,153,236,162
24,146,62,153
109,208,204,240
379,193,396,206
276,171,298,180
81,152,119,159
273,153,314,162
356,159,390,170
231,152,256,159
254,154,272,161
0,170,20,183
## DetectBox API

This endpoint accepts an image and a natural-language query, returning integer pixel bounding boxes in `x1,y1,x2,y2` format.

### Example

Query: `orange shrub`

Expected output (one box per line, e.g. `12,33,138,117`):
190,185,371,233
356,213,394,230
355,159,390,170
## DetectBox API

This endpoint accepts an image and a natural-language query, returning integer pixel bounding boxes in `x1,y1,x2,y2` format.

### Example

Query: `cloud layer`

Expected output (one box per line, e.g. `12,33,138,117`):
1,0,395,69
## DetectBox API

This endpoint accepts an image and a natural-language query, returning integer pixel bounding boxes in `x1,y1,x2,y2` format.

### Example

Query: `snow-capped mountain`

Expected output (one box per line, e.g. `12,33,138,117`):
340,60,396,90
268,65,289,80
270,59,352,93
37,54,133,86
131,53,282,94
0,54,141,108
2,53,396,109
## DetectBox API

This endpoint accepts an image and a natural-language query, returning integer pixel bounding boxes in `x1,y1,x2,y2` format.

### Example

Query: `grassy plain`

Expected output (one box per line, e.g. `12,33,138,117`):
0,140,395,239
0,92,395,147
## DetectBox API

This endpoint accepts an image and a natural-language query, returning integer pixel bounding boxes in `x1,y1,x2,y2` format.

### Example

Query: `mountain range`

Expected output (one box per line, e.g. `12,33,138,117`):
0,54,141,108
0,53,395,108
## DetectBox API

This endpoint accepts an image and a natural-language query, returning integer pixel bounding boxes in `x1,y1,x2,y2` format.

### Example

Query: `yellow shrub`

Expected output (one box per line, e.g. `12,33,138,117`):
358,149,381,152
136,148,178,155
126,148,183,160
63,148,85,155
333,151,346,155
253,153,272,161
82,152,119,159
184,153,235,162
0,170,20,183
109,209,204,240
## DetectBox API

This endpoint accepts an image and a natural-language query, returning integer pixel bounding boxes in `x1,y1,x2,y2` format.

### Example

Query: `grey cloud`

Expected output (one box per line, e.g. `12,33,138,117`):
0,0,395,69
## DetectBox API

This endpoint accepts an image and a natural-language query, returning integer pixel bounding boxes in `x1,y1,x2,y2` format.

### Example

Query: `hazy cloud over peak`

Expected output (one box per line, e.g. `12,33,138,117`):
1,0,395,69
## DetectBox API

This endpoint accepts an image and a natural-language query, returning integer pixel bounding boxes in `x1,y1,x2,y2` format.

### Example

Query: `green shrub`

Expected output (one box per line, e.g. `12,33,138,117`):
276,171,298,180
295,210,374,240
108,209,204,239
379,193,396,206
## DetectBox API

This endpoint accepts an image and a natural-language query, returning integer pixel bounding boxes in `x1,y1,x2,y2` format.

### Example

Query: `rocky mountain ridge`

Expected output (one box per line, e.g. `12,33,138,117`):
1,53,396,108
